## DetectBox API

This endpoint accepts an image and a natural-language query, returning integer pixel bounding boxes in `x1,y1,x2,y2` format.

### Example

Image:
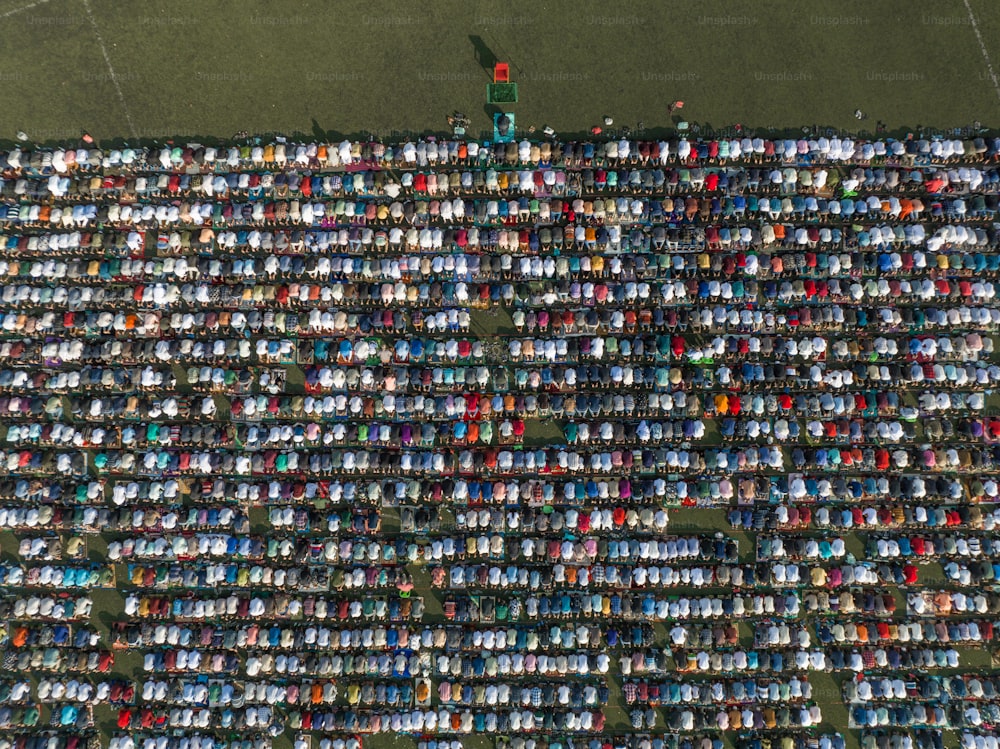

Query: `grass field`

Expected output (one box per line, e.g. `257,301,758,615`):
0,0,999,144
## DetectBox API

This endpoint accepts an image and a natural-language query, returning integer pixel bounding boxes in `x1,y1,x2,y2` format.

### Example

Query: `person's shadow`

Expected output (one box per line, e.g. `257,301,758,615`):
469,35,496,76
470,36,503,135
483,103,502,129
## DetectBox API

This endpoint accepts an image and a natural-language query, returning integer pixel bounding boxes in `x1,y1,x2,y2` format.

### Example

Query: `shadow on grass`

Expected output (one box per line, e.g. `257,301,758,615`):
0,121,972,149
469,35,497,74
311,118,326,141
483,102,503,129
96,608,120,634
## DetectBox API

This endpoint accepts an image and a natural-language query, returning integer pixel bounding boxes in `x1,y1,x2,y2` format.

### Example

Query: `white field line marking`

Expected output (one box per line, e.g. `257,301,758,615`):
963,0,1000,103
81,0,138,137
0,0,52,20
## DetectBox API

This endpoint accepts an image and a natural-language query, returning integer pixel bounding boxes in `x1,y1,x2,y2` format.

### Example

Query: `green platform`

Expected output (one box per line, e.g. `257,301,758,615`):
486,82,518,104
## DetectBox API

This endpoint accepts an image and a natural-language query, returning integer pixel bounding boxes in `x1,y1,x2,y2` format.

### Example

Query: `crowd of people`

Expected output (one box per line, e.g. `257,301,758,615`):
0,128,998,749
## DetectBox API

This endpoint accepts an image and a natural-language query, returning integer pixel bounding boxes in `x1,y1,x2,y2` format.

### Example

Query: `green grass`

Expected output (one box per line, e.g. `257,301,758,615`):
364,737,420,749
810,671,856,749
0,0,997,145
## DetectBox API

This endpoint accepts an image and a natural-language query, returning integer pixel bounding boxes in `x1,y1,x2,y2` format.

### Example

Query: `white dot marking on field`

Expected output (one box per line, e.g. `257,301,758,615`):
963,0,1000,103
81,0,138,138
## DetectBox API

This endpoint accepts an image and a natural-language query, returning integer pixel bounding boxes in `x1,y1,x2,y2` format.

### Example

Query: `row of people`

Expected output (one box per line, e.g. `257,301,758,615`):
3,136,990,177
